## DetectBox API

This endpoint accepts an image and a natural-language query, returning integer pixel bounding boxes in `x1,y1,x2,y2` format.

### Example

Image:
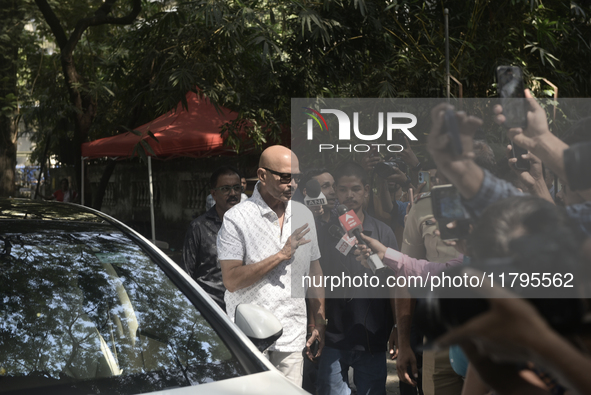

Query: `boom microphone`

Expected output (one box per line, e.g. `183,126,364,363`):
304,179,328,207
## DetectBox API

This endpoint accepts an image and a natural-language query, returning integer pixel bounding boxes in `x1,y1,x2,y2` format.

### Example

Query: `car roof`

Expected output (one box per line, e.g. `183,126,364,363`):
0,198,106,223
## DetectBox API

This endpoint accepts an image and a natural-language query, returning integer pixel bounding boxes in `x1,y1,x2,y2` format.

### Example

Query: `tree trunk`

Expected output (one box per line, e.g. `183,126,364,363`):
92,159,117,210
0,123,17,197
0,0,22,197
34,0,142,204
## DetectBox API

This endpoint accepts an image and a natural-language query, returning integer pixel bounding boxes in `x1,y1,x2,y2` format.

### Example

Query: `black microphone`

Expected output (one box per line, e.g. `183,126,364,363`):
304,179,328,207
336,204,365,245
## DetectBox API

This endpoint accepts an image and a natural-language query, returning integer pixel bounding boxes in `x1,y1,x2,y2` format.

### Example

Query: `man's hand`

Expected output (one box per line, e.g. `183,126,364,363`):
435,219,470,255
306,326,325,361
360,151,383,172
494,89,570,183
389,326,399,360
427,104,484,199
506,145,554,203
397,345,418,386
278,223,310,261
384,167,408,186
398,136,420,168
494,89,551,152
506,144,544,188
309,205,324,218
427,104,482,164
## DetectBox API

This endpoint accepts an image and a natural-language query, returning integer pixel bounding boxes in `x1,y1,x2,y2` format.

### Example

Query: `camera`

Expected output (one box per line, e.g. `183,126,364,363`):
412,230,587,342
374,159,408,178
564,141,591,191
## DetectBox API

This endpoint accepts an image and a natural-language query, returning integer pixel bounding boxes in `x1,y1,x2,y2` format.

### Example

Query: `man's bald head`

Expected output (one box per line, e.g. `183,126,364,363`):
257,145,300,204
259,145,298,171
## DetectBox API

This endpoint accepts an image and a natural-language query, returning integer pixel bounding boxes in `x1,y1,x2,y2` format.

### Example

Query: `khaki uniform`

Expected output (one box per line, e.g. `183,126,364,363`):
401,192,463,395
401,193,461,263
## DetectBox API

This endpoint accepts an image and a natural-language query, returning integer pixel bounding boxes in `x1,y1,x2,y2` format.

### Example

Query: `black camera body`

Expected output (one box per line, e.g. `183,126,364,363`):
374,159,408,178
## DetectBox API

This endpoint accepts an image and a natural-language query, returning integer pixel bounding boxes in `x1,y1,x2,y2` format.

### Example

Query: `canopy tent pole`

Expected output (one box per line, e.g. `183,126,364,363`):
81,157,85,206
445,8,450,100
148,156,156,242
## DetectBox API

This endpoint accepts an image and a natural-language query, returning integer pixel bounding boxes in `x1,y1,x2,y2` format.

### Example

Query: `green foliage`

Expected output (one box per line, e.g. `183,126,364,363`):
12,0,591,169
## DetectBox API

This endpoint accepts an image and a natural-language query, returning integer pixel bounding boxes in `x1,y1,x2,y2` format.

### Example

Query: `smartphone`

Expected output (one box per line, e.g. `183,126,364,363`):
418,171,431,191
442,109,463,157
430,184,471,241
512,143,530,171
496,65,527,130
310,339,319,356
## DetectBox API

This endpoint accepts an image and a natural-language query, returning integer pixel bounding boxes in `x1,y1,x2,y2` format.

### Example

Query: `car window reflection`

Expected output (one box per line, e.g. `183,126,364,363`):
0,224,244,394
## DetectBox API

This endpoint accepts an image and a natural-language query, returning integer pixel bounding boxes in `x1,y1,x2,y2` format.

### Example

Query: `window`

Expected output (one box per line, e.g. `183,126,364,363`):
0,222,244,394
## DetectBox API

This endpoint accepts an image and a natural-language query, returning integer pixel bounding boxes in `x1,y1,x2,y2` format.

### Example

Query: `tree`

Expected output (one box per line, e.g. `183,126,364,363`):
15,0,591,208
0,0,26,197
32,0,142,199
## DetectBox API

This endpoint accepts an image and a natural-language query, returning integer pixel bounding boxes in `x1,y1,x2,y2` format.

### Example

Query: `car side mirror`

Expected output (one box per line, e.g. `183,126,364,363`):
234,304,283,352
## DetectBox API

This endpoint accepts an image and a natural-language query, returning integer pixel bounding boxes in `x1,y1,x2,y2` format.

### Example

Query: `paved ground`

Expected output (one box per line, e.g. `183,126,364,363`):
386,358,401,394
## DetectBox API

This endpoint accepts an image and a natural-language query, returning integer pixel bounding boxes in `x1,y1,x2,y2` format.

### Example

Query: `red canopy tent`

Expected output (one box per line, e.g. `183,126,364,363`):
81,91,241,160
81,91,245,243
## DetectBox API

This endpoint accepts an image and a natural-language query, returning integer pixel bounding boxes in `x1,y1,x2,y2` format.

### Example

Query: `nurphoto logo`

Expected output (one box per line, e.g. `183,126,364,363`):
303,107,418,153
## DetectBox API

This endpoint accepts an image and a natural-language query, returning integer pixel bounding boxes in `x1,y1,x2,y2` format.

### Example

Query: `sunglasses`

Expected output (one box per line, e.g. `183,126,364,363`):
213,184,244,194
263,167,302,184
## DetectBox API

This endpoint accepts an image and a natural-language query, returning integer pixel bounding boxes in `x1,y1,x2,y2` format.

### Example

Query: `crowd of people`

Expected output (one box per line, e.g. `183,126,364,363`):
181,91,591,395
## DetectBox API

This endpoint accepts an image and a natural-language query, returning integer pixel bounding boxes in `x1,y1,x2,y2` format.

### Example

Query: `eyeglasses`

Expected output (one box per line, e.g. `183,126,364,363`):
213,184,244,194
263,167,302,184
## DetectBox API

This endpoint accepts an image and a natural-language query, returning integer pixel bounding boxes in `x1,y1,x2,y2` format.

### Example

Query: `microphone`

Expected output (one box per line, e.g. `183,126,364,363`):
336,205,385,273
304,179,328,207
337,205,364,242
329,225,356,256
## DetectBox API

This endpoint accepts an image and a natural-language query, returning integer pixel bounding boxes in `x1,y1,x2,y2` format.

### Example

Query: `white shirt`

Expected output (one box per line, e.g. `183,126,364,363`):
217,182,320,352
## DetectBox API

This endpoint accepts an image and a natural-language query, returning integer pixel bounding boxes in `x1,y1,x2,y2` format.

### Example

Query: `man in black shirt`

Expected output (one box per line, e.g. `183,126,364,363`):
182,166,243,311
316,161,398,395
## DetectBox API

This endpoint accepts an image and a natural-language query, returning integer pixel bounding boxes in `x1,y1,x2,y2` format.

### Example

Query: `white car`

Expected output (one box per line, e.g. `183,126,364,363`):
0,199,308,395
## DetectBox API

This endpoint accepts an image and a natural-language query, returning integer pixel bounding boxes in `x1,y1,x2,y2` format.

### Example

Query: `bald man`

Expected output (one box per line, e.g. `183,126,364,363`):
217,145,326,387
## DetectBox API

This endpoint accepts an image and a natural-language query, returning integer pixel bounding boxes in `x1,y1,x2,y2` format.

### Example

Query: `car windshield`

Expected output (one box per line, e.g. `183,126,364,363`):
0,221,245,394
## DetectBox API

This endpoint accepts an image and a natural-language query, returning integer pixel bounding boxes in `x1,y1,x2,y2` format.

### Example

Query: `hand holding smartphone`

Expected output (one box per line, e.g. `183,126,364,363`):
418,171,431,191
496,65,527,129
511,144,530,171
442,109,463,157
496,65,530,170
430,184,471,241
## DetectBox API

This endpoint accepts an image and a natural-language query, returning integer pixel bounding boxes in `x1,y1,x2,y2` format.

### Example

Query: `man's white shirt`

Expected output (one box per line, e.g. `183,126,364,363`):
217,182,320,352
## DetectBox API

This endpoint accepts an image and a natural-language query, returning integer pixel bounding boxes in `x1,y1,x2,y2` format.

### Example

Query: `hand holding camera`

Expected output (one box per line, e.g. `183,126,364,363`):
360,146,383,172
